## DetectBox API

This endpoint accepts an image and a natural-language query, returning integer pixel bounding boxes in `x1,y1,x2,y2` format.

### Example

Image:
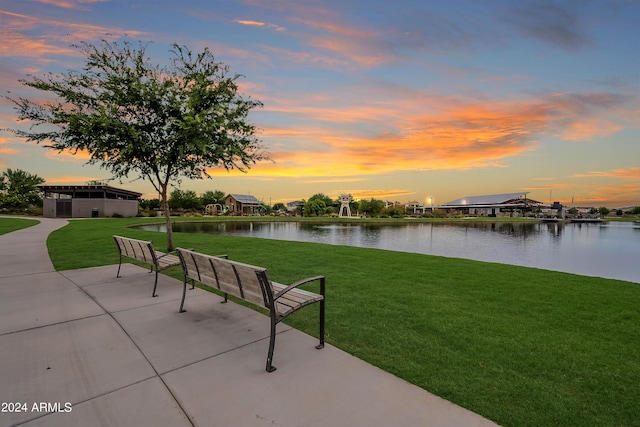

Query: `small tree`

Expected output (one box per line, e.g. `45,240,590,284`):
7,38,266,250
0,168,45,210
359,198,385,217
272,202,286,212
168,189,185,210
305,193,334,216
304,199,327,216
139,198,160,211
169,189,201,211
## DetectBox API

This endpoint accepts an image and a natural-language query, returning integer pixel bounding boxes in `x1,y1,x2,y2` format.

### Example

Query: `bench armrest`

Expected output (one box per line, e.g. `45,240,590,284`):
160,248,218,259
274,275,325,300
172,249,227,259
156,251,177,260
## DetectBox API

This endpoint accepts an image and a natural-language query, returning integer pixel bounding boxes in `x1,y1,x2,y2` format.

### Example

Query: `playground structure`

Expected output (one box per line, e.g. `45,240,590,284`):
204,203,227,216
338,194,352,218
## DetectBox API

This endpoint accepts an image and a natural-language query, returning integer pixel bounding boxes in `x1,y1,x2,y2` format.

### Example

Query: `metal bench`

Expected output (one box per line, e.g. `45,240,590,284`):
176,248,325,372
113,235,181,297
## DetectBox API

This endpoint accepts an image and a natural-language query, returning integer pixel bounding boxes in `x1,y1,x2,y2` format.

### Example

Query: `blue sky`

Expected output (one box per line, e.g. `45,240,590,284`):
1,0,639,207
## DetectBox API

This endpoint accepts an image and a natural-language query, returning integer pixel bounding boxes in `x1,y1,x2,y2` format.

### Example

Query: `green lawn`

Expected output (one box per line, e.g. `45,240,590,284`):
48,218,640,427
0,217,40,235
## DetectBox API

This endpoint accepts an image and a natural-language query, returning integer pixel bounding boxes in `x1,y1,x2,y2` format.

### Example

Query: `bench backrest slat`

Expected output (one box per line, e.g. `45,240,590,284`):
114,235,156,264
224,259,270,307
181,250,218,288
177,248,271,309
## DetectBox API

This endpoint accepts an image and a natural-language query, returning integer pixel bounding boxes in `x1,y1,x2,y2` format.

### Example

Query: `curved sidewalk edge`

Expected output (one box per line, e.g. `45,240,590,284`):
0,217,68,277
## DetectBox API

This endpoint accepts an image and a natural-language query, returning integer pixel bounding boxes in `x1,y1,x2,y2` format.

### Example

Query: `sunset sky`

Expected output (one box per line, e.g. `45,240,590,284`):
1,0,639,207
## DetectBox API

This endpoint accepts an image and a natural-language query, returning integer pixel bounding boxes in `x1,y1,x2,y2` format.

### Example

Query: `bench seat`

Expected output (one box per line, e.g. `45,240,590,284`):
176,248,325,372
154,251,181,270
113,235,182,297
271,282,325,317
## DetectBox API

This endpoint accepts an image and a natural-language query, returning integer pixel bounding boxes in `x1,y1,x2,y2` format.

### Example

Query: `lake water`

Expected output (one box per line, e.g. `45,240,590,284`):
141,221,640,284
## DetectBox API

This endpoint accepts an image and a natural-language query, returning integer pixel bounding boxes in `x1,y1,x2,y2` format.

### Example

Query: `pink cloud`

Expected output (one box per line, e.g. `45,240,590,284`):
557,118,623,141
32,0,109,10
0,10,146,60
235,19,285,31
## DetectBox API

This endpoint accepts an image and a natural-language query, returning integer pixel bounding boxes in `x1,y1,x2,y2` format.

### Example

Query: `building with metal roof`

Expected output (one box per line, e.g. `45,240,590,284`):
439,192,542,217
224,194,264,216
39,185,141,218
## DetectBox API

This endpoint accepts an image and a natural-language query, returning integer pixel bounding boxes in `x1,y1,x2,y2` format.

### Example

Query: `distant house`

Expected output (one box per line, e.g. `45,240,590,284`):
439,192,541,217
404,201,427,215
286,200,304,213
224,194,264,216
39,185,141,218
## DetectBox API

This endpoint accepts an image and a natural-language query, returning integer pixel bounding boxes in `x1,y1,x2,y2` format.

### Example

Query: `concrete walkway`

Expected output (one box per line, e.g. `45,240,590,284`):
0,217,501,427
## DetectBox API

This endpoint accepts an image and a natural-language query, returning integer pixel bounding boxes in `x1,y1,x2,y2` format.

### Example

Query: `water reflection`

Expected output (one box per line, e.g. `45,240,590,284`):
139,221,640,283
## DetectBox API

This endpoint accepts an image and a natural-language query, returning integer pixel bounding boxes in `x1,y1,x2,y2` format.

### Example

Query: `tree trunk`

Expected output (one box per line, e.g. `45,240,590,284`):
160,184,174,251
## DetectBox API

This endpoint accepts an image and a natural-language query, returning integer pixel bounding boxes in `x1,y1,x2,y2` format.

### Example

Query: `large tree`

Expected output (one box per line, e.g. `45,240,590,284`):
7,38,266,249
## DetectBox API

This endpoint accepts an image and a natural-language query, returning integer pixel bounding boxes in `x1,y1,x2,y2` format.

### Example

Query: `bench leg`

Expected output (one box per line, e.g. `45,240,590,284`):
266,312,278,372
152,269,159,297
179,278,188,313
316,277,326,350
316,298,325,350
116,256,122,278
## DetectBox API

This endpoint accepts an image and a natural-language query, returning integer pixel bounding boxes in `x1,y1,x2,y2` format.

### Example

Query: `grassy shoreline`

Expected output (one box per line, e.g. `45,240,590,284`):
47,218,640,427
133,214,639,223
0,217,40,235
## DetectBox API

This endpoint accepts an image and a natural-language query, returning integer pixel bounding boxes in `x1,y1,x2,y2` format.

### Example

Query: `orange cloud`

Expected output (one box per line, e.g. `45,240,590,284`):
43,175,104,184
0,136,18,168
528,168,640,206
0,135,20,156
0,146,19,155
347,189,415,200
571,183,640,207
301,178,364,184
44,148,93,162
206,91,628,179
525,183,578,191
572,167,640,180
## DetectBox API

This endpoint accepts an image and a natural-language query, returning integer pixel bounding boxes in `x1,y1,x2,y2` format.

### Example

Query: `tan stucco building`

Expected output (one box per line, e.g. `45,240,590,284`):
40,185,141,218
